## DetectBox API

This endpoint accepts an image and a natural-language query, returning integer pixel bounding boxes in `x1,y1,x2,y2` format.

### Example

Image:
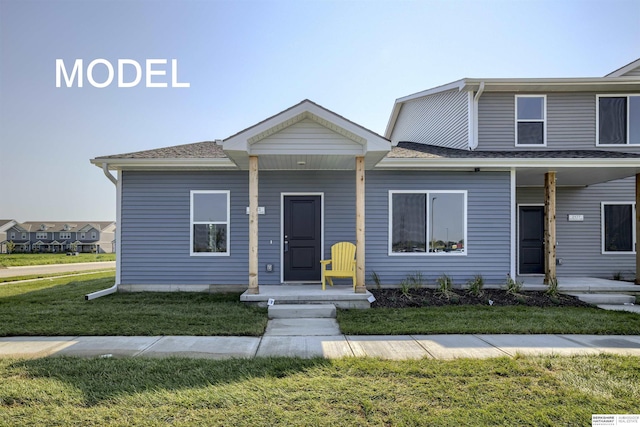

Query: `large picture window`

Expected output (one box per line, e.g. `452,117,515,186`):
190,190,230,256
515,95,546,146
602,202,636,253
597,95,640,145
390,191,467,255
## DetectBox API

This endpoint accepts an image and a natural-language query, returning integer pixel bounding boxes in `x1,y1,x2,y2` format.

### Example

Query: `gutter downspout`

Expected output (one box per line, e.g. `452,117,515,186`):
85,163,118,300
470,82,485,150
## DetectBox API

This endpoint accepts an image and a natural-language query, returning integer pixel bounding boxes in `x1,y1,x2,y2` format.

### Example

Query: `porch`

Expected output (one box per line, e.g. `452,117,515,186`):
240,284,373,309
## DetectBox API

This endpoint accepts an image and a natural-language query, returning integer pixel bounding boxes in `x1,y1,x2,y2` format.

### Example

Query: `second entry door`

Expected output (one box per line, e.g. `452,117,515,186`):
283,195,322,282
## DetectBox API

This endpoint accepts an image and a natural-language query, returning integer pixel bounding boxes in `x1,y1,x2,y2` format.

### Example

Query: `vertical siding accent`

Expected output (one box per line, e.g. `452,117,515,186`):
391,89,469,149
478,92,640,153
366,171,511,285
517,177,637,278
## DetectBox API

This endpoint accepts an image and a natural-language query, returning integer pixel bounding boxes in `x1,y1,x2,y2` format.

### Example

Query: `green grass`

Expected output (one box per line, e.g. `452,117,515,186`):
338,305,640,335
0,272,267,336
0,354,638,425
0,253,115,267
0,270,114,283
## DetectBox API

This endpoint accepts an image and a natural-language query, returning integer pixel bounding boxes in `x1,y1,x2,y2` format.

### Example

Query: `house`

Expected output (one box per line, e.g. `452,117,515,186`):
1,221,116,253
0,220,17,253
91,58,640,294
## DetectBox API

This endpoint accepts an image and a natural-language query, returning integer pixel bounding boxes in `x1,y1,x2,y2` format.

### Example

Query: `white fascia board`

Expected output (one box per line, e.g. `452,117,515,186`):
462,77,640,92
90,158,239,170
605,58,640,77
375,157,640,169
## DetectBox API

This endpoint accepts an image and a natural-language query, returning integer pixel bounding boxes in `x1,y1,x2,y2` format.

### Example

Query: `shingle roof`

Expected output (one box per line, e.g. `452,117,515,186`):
19,221,115,232
94,141,226,160
389,142,640,159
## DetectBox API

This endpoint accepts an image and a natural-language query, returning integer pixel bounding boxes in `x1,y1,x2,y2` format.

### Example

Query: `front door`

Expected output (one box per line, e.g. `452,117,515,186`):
283,195,322,282
519,205,545,274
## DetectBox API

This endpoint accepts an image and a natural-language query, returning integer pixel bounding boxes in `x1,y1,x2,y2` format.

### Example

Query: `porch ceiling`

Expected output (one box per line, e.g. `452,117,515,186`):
517,166,640,186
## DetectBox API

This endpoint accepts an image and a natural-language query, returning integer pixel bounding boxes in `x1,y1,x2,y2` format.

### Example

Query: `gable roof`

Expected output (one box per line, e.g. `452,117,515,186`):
385,59,640,139
95,141,227,160
605,57,640,77
18,221,115,232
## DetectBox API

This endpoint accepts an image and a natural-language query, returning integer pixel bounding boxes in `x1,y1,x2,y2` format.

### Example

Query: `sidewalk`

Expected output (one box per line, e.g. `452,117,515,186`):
2,333,640,360
0,261,115,279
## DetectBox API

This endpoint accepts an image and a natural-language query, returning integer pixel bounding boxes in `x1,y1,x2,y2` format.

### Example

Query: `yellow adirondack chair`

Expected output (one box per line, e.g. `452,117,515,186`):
320,242,356,291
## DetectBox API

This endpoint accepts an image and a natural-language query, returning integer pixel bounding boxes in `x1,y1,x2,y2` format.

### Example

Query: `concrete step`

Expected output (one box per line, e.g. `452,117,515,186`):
268,304,336,319
264,318,341,336
567,293,636,305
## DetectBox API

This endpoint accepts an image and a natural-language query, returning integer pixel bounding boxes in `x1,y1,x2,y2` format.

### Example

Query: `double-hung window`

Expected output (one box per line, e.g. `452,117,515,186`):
515,95,546,146
190,190,230,256
597,95,640,145
36,232,47,239
389,190,467,255
60,232,71,240
602,202,636,253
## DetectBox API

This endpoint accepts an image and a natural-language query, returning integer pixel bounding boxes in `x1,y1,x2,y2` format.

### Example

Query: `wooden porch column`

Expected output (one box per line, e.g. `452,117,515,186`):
355,156,366,293
636,174,639,285
544,171,557,285
248,156,259,294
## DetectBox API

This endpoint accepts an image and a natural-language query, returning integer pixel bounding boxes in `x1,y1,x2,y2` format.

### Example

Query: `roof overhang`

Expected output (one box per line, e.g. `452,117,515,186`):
90,157,238,171
376,157,640,186
223,100,391,170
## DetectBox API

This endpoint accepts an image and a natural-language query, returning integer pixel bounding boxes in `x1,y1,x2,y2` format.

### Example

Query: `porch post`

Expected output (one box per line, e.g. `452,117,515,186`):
355,156,366,293
636,174,639,285
544,171,557,285
248,155,259,294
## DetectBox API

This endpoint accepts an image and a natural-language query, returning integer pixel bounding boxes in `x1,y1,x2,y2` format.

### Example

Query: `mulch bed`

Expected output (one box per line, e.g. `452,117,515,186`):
370,288,592,309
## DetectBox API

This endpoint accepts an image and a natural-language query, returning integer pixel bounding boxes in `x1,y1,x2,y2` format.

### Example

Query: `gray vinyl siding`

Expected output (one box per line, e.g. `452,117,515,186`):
391,89,469,149
120,171,250,286
478,92,640,152
620,66,640,77
365,171,511,285
120,169,511,287
517,177,636,278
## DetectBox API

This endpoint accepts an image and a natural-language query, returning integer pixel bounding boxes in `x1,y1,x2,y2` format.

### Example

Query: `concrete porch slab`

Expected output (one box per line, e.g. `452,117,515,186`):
257,336,353,358
139,336,261,359
412,334,508,359
241,285,372,309
597,304,640,313
346,335,430,360
54,336,162,357
0,337,77,358
477,334,598,356
516,276,640,293
567,293,635,305
265,318,341,336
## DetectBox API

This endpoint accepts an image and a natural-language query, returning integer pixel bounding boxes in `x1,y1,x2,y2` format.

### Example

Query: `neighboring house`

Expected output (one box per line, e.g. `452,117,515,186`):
0,220,17,253
1,221,116,253
91,58,640,293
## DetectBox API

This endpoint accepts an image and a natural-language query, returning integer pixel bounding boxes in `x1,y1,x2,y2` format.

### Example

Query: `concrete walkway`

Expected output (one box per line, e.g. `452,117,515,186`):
0,261,115,279
1,333,640,360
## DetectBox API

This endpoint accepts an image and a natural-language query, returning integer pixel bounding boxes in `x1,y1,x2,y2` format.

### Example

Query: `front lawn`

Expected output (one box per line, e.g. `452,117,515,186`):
338,305,640,335
0,273,267,336
0,253,115,267
0,355,638,425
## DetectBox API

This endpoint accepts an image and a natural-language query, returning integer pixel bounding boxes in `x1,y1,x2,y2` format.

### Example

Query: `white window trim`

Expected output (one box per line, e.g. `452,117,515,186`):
388,190,468,256
10,232,15,239
515,94,547,147
601,201,636,255
60,232,72,240
21,233,26,239
190,190,231,257
596,94,639,147
36,232,48,239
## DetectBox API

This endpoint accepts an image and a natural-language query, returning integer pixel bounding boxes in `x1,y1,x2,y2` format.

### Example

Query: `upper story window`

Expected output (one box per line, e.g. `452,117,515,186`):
80,233,85,239
36,232,47,239
91,232,97,239
515,95,546,146
10,232,15,240
60,232,71,239
190,190,230,256
597,95,640,146
21,233,26,239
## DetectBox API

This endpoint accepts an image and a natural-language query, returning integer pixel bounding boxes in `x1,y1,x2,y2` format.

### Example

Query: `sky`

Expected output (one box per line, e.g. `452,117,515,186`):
0,0,639,222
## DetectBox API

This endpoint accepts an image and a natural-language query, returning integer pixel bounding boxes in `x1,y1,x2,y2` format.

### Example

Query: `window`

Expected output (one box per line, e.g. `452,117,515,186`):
190,190,230,255
36,232,47,239
10,232,15,240
602,202,636,253
597,95,640,145
390,191,467,255
60,232,71,239
21,233,26,239
515,95,546,145
80,233,85,239
91,232,96,239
